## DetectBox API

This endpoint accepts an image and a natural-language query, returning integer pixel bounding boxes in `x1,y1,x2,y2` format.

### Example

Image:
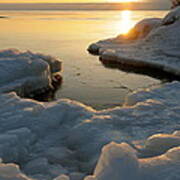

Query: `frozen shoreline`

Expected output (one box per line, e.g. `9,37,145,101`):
88,7,180,77
0,8,180,179
0,49,179,179
0,81,179,180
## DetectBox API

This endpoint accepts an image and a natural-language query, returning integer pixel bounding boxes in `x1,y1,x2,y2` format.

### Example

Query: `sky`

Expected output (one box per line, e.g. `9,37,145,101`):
0,0,171,10
0,0,166,3
1,0,112,2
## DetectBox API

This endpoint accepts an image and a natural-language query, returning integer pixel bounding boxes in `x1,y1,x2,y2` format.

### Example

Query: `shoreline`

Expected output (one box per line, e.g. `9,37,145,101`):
0,7,179,180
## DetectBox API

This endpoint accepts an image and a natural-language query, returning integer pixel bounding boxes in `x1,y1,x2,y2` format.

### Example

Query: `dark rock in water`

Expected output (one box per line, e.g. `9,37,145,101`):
0,16,8,19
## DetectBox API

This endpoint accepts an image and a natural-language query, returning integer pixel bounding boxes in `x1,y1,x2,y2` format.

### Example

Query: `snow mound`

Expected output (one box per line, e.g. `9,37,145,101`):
0,80,179,179
88,7,180,76
143,132,180,156
0,49,62,96
85,134,180,180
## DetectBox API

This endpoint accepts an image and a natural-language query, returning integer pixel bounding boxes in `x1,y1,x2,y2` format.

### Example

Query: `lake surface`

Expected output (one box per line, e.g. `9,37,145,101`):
0,10,168,109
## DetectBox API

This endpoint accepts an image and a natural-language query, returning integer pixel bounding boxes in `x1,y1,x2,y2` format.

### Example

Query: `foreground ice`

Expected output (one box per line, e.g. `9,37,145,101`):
88,7,180,76
0,80,179,180
0,49,62,97
85,141,180,180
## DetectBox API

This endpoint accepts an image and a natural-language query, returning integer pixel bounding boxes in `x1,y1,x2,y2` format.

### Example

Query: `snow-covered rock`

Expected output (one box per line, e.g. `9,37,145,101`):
0,49,62,97
88,7,180,76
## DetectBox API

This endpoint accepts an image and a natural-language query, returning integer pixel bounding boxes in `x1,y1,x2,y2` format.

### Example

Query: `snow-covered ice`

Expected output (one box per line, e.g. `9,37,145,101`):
85,140,180,180
0,80,179,179
0,49,62,97
88,7,180,76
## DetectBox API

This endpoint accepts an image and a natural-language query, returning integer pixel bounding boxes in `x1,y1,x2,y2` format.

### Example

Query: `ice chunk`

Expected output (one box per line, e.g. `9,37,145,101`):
85,132,180,180
88,8,180,76
0,49,62,97
144,133,180,156
88,18,161,55
54,175,70,180
85,142,139,180
0,162,32,180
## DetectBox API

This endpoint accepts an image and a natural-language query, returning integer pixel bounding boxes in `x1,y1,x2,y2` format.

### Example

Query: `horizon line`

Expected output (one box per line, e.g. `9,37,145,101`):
0,2,170,11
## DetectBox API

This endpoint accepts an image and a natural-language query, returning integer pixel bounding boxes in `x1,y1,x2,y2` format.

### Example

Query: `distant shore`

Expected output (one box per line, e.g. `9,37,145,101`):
0,2,170,11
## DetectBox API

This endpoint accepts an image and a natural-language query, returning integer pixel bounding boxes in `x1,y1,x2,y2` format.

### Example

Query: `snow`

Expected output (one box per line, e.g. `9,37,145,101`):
88,7,180,76
0,49,62,96
0,81,179,179
0,161,33,180
143,132,180,156
85,139,180,180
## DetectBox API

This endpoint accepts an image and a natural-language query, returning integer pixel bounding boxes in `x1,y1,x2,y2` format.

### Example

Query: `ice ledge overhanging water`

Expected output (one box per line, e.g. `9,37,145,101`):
88,7,180,77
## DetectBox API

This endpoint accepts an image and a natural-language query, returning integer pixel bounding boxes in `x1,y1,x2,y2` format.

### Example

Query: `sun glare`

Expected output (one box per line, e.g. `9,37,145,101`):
118,10,134,34
109,0,138,2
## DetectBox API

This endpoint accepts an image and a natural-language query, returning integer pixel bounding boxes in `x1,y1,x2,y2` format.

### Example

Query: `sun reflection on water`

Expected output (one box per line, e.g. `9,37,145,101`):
119,10,134,34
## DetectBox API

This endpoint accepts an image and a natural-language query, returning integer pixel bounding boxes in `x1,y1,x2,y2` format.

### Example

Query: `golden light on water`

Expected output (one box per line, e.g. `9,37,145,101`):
119,10,134,34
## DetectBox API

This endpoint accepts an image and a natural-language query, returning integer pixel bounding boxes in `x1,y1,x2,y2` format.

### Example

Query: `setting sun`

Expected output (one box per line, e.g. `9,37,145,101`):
118,10,134,34
109,0,138,2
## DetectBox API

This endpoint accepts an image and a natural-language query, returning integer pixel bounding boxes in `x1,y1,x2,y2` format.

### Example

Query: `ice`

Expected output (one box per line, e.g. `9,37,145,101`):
54,175,70,180
0,49,61,97
0,161,33,180
88,17,161,54
88,7,180,76
0,80,179,179
84,142,139,180
143,132,180,156
85,136,180,180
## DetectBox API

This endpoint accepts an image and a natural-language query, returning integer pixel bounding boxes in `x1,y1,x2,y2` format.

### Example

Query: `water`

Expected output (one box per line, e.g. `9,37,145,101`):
0,10,168,109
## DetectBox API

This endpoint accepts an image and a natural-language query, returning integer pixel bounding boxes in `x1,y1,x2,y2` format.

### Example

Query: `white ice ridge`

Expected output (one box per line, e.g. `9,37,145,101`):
0,49,62,96
0,81,179,180
85,139,180,180
88,7,180,76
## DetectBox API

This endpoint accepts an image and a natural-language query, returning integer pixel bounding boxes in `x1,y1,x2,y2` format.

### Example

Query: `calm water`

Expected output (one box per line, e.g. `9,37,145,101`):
0,10,168,109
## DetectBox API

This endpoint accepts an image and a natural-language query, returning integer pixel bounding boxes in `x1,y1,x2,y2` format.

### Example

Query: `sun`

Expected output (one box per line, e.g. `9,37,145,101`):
109,0,138,2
